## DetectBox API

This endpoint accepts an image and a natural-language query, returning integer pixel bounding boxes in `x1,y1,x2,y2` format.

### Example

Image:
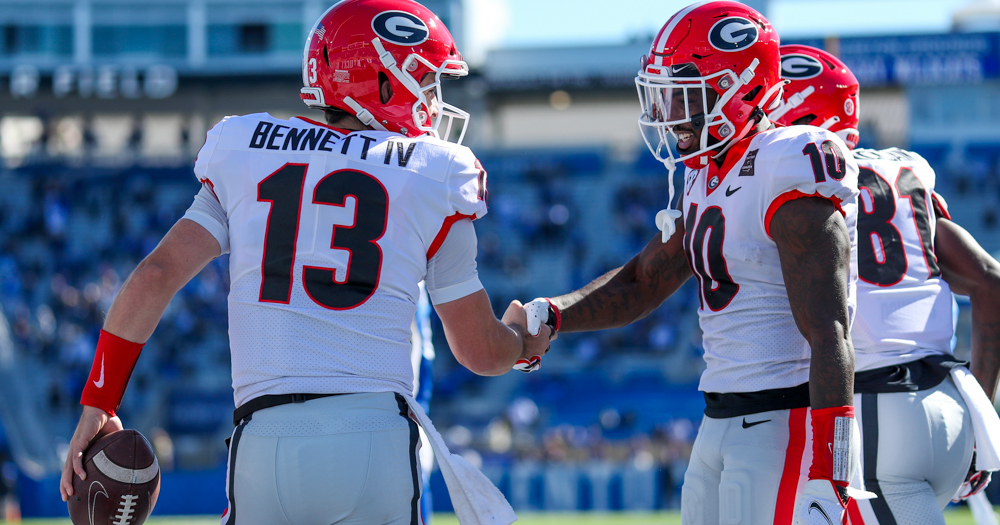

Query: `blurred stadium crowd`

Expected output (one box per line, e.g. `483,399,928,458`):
2,112,1000,511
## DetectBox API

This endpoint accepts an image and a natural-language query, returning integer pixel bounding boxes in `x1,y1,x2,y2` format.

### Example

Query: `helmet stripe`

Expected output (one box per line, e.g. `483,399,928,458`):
654,0,713,62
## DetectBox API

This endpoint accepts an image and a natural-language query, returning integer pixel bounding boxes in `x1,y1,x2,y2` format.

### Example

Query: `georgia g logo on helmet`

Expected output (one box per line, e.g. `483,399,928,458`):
372,10,429,45
709,17,759,52
781,54,824,80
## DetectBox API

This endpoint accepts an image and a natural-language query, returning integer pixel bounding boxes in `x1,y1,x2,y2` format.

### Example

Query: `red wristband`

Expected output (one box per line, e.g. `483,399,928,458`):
80,330,144,416
544,298,562,332
809,405,855,486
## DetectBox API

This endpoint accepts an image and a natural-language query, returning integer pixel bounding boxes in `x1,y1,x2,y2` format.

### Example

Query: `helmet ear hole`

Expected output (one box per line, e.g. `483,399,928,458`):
322,44,329,67
742,85,762,102
791,114,817,126
378,72,392,104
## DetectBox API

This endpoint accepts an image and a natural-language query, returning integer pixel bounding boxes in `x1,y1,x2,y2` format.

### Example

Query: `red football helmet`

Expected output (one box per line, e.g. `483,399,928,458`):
300,0,470,143
770,44,860,149
636,1,783,169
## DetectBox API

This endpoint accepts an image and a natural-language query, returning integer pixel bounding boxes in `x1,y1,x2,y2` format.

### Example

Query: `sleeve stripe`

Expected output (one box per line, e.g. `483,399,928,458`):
427,212,476,259
764,190,846,239
931,192,951,220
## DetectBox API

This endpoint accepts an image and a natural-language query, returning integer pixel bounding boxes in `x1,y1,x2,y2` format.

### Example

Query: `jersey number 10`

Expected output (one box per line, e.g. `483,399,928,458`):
257,163,388,310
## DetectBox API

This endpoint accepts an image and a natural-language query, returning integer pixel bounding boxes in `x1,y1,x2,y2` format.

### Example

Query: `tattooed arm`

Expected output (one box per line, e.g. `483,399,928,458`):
549,216,693,332
770,197,854,409
935,218,1000,401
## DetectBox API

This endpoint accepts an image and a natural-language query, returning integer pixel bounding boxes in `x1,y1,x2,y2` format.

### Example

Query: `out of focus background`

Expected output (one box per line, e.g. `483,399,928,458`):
0,0,997,519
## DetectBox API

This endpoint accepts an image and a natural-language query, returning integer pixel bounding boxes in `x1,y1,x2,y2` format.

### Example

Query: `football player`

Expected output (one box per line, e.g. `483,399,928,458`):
771,44,1000,525
521,2,868,523
58,1,552,523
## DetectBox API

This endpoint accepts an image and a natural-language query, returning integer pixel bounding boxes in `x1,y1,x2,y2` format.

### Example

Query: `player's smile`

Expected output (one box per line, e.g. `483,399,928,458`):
673,125,699,153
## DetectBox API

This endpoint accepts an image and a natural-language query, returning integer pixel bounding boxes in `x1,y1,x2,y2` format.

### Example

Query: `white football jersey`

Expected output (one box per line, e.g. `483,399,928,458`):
192,113,487,407
850,148,955,371
684,126,859,393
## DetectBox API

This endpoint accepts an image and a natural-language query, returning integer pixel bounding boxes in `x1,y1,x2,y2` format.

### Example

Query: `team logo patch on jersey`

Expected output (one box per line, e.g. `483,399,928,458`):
739,149,758,176
844,98,855,116
709,17,759,52
372,11,429,45
708,175,720,189
780,54,823,80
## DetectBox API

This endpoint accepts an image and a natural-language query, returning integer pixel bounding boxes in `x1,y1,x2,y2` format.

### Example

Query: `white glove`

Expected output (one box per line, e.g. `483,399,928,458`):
524,298,553,337
512,355,541,373
953,452,993,502
794,479,847,525
655,208,683,242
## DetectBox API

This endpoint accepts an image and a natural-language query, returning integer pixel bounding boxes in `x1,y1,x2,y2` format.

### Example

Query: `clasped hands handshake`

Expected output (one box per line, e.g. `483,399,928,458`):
503,297,558,373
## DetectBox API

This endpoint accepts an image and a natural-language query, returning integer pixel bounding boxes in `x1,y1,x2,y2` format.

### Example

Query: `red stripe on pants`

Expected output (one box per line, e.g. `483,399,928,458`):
773,407,808,525
847,499,865,525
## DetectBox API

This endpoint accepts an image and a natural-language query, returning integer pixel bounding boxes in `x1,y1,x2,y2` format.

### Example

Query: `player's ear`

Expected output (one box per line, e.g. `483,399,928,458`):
379,72,393,104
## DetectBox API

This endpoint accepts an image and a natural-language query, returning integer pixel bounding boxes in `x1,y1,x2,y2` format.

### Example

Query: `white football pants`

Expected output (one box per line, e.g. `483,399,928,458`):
681,407,814,525
221,392,422,525
848,377,974,525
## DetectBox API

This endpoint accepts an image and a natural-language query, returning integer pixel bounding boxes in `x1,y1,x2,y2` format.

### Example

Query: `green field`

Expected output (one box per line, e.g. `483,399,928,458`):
0,508,989,524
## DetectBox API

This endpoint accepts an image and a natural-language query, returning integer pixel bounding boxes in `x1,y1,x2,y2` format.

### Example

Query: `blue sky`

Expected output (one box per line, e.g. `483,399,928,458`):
463,0,975,63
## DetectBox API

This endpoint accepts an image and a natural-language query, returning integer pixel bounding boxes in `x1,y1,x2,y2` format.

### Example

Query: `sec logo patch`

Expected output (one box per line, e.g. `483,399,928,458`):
844,98,855,116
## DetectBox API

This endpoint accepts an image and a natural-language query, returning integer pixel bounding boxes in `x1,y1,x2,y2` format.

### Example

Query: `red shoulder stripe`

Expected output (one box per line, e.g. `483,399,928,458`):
764,190,846,239
427,213,476,260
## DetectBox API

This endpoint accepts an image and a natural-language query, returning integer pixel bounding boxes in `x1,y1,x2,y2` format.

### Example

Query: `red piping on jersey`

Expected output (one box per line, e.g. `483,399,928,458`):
427,213,476,260
764,190,846,239
292,116,354,135
705,132,757,197
198,178,219,200
773,407,808,525
931,192,951,220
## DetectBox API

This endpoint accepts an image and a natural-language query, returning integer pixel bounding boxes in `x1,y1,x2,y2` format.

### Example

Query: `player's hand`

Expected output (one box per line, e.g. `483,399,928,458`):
60,405,124,501
524,298,558,337
794,479,847,525
953,452,993,502
502,300,554,373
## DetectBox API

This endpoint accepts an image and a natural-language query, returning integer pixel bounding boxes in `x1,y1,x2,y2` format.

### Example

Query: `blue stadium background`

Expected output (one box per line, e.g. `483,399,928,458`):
0,0,998,517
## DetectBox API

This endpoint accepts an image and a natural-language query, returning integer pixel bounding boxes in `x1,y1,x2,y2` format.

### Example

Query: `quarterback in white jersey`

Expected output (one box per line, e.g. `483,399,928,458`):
521,3,866,524
60,1,551,524
773,44,1000,525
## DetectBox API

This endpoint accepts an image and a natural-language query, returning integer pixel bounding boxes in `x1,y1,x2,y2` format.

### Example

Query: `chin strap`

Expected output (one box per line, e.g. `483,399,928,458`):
712,80,787,160
343,96,388,131
768,84,815,122
654,157,684,242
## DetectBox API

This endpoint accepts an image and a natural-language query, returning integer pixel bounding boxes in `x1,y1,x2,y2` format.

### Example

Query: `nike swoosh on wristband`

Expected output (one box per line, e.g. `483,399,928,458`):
808,501,835,525
741,418,770,428
93,355,105,388
726,186,741,196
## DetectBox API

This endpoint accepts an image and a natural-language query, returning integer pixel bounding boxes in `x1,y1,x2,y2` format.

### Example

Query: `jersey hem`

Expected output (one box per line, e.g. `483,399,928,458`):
703,382,811,418
428,276,483,305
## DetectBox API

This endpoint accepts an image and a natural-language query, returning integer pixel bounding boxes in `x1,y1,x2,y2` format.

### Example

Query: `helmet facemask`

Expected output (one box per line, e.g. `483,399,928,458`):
401,51,471,144
637,64,742,168
371,37,470,144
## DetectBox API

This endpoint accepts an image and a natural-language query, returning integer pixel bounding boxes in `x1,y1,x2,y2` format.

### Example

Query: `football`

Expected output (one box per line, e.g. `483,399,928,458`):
66,429,161,525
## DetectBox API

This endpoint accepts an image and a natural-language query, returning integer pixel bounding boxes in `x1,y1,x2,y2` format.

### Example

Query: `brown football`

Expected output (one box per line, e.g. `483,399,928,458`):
67,429,161,525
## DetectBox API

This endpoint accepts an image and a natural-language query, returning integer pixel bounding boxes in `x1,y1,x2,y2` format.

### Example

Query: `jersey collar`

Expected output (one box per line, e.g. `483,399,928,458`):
705,132,758,197
293,116,356,135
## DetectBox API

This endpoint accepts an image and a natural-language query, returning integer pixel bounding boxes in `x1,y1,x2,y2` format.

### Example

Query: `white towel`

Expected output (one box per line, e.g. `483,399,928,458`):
400,393,518,525
950,366,1000,471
